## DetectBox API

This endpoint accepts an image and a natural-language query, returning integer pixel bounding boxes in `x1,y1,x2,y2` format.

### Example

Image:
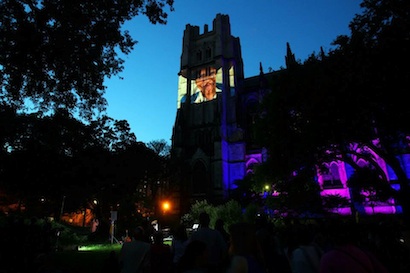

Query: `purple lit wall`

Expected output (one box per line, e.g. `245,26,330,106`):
318,142,405,215
221,142,264,195
221,139,229,193
221,139,248,198
223,141,247,192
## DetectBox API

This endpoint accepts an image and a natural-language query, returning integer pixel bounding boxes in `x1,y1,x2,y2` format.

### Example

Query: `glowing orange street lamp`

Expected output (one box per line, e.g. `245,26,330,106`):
162,200,171,214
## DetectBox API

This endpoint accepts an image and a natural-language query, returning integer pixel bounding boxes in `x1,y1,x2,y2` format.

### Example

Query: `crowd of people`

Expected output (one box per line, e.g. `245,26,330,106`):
114,212,410,273
1,212,409,273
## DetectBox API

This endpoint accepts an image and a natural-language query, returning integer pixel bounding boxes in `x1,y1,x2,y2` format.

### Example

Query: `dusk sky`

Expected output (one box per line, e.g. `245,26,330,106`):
103,0,363,144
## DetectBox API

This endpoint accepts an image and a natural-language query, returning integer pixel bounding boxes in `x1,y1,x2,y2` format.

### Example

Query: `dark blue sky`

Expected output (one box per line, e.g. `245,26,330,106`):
104,0,363,144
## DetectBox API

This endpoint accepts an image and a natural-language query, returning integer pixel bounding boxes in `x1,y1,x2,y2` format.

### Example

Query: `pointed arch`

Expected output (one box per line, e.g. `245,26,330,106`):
192,160,208,195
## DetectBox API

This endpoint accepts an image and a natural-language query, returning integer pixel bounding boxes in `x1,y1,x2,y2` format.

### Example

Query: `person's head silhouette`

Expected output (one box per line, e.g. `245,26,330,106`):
199,212,210,228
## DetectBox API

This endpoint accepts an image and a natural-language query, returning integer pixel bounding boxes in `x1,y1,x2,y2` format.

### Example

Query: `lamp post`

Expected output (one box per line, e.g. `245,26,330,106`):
59,195,66,221
263,185,270,198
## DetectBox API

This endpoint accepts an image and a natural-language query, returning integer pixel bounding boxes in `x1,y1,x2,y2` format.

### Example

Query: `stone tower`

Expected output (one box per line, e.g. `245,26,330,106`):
171,14,251,212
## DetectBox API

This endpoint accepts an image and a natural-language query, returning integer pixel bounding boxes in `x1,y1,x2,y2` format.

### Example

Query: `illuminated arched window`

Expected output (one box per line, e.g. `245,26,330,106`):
322,162,343,189
246,157,259,175
330,162,340,180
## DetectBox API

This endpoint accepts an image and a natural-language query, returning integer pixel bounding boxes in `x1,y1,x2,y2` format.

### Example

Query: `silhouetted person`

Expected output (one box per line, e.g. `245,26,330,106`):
189,212,228,273
119,226,151,273
177,239,209,273
319,221,389,273
171,223,189,268
289,225,322,273
215,218,230,246
255,214,291,273
226,222,266,273
150,231,173,273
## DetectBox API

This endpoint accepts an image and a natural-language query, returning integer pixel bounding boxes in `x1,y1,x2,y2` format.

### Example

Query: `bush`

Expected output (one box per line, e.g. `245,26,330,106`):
52,221,89,247
184,200,243,230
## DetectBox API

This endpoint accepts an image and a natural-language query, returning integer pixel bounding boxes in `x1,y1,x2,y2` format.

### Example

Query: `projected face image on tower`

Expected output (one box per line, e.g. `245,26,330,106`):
177,75,188,108
190,66,223,104
176,66,224,108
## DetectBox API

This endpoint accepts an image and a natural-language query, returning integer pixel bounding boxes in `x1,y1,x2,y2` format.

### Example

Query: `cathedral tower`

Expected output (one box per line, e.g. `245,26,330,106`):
171,14,247,211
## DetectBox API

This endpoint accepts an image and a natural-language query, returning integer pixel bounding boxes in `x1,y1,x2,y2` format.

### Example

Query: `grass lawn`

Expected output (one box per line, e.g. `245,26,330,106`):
46,244,122,273
46,241,171,273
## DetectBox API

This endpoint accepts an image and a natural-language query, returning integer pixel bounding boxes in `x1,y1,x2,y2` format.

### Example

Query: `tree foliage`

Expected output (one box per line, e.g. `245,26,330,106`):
347,167,398,206
0,110,165,218
255,0,410,220
147,139,170,158
0,0,174,219
265,169,323,217
0,0,174,119
183,199,243,229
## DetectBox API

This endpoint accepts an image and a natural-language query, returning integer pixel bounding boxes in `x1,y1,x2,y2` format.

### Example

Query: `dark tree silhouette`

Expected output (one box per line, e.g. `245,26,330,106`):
0,0,174,119
147,139,170,158
0,0,174,218
0,110,164,218
255,0,410,221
